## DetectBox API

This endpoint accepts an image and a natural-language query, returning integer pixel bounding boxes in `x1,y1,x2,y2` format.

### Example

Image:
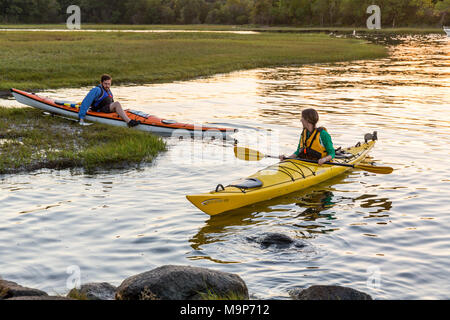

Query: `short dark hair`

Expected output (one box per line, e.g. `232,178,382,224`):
101,74,112,82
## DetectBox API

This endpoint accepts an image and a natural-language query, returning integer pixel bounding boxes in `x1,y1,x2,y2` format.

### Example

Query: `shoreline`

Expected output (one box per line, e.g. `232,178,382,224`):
0,107,166,175
0,23,445,33
0,263,374,300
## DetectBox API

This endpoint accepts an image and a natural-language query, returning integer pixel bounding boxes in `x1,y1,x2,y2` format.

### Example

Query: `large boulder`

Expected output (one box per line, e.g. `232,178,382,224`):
116,265,249,300
68,282,117,300
0,279,48,300
290,285,372,300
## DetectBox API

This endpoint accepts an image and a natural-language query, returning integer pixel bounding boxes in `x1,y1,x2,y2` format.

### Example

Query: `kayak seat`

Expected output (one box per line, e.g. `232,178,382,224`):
229,178,263,190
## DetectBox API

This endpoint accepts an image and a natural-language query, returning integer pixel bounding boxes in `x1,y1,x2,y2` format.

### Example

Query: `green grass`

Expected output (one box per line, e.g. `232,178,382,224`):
0,31,388,92
197,288,248,300
0,107,166,174
66,289,89,300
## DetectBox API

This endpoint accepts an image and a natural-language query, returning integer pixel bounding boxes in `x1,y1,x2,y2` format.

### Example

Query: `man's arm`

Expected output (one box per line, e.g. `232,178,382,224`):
79,87,101,120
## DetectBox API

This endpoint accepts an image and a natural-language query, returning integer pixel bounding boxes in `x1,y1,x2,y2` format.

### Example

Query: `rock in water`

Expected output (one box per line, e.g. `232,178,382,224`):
116,265,249,300
290,285,372,300
260,233,295,248
68,282,117,300
247,232,306,249
0,279,48,300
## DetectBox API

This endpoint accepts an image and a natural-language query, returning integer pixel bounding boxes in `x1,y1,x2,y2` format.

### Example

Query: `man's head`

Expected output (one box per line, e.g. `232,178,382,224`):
101,74,112,90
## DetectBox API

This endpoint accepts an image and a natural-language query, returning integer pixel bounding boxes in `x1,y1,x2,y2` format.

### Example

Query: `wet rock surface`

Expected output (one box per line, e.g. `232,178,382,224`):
68,282,117,300
246,232,306,249
289,285,373,300
0,279,48,300
116,265,249,300
2,269,372,300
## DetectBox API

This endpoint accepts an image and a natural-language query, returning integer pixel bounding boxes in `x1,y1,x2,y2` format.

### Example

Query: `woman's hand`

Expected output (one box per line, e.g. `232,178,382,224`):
280,154,297,160
318,155,332,165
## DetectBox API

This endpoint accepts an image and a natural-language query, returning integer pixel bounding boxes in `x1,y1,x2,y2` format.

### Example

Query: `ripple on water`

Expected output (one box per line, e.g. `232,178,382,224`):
0,35,449,299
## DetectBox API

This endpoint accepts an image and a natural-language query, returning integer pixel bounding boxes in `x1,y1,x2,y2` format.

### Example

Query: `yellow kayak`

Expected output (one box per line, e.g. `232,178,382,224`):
187,139,376,216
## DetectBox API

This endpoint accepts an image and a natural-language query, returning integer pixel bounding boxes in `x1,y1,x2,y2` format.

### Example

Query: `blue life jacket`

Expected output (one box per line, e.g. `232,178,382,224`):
91,85,114,111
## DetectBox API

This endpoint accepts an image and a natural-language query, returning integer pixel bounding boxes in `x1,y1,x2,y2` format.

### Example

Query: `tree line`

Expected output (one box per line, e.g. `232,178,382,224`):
0,0,449,27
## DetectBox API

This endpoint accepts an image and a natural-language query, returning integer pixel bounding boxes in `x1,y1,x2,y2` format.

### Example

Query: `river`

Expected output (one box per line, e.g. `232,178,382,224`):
0,34,449,299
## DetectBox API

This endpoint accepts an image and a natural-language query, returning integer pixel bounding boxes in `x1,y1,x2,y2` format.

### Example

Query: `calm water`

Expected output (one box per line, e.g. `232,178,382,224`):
1,34,449,299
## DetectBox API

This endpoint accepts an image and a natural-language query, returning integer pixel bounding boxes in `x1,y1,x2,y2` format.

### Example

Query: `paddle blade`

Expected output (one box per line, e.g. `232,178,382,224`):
234,146,266,161
355,163,393,174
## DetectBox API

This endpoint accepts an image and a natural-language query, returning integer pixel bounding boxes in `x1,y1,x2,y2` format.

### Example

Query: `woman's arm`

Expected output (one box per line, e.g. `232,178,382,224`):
318,130,335,165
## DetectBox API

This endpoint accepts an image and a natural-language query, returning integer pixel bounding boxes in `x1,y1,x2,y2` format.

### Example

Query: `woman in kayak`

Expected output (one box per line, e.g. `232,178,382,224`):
78,74,140,127
279,108,335,165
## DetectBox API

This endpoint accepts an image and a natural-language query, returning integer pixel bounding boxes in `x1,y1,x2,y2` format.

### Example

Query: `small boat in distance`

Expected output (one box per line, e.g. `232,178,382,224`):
444,26,450,37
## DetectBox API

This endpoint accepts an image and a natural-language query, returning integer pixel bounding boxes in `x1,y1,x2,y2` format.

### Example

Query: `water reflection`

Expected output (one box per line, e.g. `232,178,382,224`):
189,210,258,251
356,194,393,217
0,34,449,299
190,180,343,252
293,190,336,220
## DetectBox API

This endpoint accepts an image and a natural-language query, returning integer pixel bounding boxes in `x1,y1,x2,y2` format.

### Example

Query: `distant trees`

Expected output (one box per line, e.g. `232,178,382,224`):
0,0,448,26
0,0,61,23
435,0,450,25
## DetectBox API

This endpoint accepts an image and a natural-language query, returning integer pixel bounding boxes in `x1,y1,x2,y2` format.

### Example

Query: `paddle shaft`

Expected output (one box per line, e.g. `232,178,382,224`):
233,146,393,174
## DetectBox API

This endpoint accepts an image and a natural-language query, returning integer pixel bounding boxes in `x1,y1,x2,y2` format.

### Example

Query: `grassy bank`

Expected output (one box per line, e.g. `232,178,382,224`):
0,107,166,174
0,30,388,92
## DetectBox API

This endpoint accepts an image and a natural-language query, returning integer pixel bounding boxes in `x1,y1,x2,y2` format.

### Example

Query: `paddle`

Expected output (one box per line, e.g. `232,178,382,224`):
233,146,393,174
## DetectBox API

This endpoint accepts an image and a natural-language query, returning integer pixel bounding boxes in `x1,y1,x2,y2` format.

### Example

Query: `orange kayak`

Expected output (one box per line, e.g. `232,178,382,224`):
11,88,237,139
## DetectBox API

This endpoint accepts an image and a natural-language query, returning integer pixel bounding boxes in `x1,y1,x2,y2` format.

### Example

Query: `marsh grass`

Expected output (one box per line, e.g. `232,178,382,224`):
66,289,89,300
0,31,387,91
0,107,166,174
198,288,248,300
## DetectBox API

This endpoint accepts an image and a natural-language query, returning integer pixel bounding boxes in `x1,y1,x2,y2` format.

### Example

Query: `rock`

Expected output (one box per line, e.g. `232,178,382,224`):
116,265,249,300
68,282,117,300
7,296,74,300
247,232,305,249
0,279,48,300
290,285,372,300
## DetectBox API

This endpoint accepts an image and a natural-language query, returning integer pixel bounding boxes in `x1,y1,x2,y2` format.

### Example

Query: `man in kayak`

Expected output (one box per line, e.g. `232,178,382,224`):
279,108,335,165
78,74,140,127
